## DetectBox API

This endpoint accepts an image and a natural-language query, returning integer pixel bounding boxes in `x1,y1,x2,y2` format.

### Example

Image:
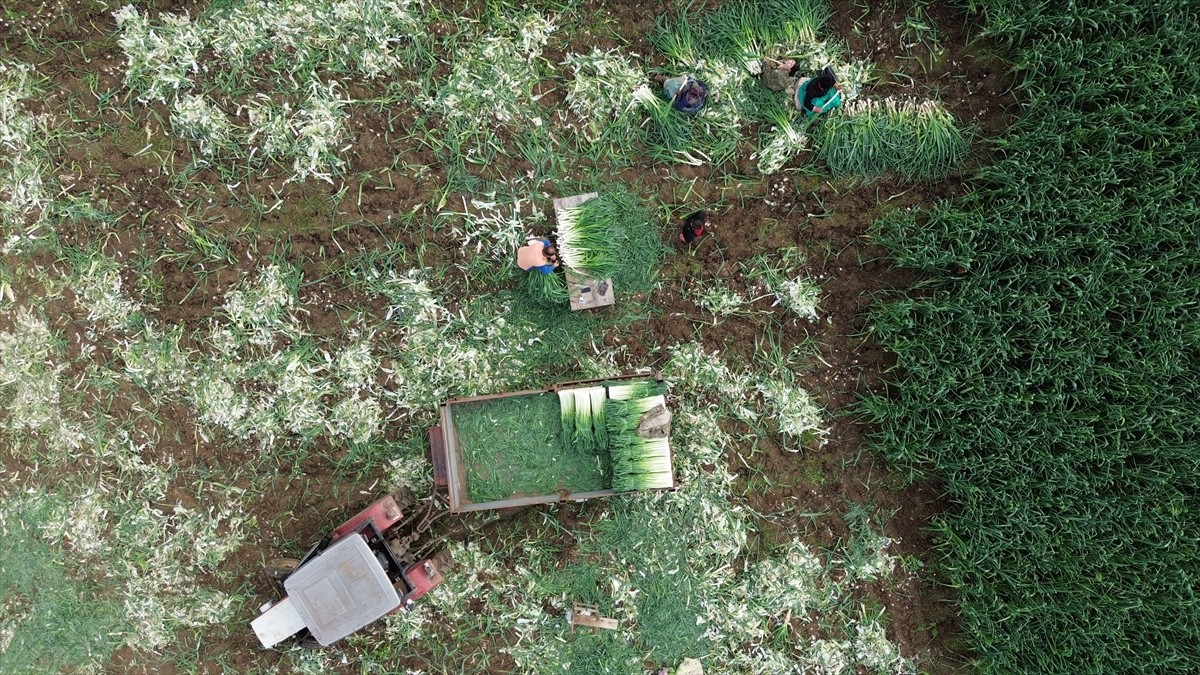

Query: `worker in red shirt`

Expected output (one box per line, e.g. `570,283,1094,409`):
679,211,707,244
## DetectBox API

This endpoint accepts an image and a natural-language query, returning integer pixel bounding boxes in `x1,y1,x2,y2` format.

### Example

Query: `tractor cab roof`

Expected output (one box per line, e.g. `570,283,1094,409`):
284,533,402,646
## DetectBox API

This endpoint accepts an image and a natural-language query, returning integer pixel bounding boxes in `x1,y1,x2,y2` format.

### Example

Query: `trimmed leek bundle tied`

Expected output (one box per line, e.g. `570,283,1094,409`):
611,437,673,492
572,389,595,452
589,387,608,452
558,389,575,449
607,380,667,401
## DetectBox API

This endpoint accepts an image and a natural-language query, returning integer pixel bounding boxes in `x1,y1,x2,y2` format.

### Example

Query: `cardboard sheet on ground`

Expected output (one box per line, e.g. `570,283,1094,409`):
565,269,615,310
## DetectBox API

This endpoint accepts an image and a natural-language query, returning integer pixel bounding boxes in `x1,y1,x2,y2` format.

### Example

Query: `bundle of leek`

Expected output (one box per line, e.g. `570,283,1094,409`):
558,389,575,449
559,386,600,449
611,437,673,491
520,268,569,305
589,387,608,452
605,395,667,440
607,380,667,401
572,389,595,452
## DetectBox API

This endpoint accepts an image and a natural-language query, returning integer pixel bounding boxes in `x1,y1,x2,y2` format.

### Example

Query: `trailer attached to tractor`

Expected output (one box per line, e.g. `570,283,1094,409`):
252,376,674,649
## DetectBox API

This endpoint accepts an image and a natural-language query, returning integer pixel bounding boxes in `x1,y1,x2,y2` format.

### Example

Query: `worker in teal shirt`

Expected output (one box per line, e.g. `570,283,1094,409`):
793,66,843,117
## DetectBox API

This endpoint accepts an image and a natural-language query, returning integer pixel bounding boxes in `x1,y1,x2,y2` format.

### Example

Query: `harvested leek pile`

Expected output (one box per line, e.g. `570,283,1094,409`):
557,380,674,492
606,396,674,491
554,189,665,294
556,195,626,277
813,97,969,181
454,393,607,503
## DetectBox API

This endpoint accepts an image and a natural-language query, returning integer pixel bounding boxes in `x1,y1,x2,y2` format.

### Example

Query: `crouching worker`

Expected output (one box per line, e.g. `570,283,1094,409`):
791,66,843,116
679,210,707,244
654,74,709,115
516,238,560,274
758,57,801,92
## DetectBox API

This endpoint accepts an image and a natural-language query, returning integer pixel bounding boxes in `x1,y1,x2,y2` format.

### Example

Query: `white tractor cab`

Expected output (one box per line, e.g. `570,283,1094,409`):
252,491,445,649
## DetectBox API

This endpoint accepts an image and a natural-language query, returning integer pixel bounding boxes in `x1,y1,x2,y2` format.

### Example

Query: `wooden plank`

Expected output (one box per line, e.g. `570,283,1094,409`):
428,426,449,489
440,404,467,513
570,602,620,631
553,192,598,215
575,614,619,630
453,490,608,513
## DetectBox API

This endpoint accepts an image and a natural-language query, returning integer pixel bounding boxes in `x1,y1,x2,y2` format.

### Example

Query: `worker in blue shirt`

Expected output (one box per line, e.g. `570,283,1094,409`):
516,238,560,274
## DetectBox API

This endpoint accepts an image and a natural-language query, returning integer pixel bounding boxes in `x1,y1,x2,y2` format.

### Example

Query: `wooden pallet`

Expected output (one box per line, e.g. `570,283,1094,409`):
553,193,616,311
568,602,619,631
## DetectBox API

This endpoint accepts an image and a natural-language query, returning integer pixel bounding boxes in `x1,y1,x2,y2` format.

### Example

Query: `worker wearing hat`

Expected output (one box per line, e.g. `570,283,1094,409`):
657,75,709,115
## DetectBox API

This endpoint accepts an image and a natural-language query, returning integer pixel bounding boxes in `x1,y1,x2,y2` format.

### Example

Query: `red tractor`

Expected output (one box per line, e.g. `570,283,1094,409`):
251,488,448,649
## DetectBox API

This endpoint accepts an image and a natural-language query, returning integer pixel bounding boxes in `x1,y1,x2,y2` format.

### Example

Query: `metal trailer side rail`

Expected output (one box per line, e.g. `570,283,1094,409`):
433,374,668,513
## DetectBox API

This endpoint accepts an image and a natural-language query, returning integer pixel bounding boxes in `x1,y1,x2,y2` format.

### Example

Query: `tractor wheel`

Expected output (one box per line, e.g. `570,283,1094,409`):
431,549,455,574
297,632,323,650
391,486,417,512
266,558,301,581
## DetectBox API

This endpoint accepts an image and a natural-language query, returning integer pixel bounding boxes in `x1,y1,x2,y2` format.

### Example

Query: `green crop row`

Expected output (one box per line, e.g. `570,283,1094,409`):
864,0,1200,672
813,97,968,181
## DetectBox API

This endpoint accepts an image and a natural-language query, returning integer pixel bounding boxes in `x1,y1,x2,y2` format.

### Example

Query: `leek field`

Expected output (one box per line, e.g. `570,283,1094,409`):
0,0,1195,674
865,0,1200,672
